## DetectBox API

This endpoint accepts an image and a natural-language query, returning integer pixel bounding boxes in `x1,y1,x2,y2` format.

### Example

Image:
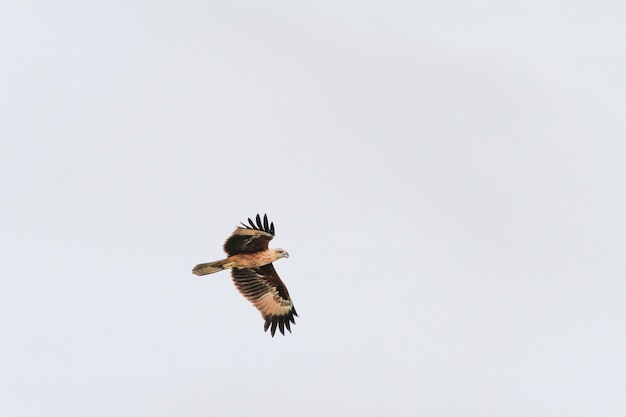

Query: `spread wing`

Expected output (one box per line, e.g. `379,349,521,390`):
223,213,275,255
231,264,298,336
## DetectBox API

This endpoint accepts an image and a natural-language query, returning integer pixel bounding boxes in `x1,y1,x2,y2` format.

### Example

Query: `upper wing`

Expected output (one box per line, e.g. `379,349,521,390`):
231,264,298,336
223,214,275,255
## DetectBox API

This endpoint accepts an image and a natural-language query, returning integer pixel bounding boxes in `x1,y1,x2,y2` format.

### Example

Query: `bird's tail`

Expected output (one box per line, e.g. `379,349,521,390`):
192,259,229,276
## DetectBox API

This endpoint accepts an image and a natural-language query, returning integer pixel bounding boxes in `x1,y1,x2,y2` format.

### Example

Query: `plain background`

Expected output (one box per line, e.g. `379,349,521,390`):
2,1,625,416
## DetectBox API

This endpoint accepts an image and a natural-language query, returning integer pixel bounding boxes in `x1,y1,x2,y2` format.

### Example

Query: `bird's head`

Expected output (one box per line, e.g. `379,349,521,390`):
275,248,289,259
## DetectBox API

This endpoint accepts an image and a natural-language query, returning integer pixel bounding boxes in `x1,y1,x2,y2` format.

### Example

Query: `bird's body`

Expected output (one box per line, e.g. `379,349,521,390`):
192,214,297,336
193,249,285,275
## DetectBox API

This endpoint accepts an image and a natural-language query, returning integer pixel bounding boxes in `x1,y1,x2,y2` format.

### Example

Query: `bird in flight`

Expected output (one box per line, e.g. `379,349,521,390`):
192,214,297,336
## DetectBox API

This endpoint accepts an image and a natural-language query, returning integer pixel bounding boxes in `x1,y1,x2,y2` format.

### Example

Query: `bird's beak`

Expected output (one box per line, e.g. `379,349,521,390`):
283,251,290,258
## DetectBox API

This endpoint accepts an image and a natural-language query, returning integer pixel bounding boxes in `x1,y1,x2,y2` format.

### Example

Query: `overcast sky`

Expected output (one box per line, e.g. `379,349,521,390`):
2,1,625,416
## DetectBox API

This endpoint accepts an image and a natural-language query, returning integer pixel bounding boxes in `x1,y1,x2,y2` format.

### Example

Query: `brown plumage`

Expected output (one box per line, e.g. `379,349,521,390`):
192,214,297,336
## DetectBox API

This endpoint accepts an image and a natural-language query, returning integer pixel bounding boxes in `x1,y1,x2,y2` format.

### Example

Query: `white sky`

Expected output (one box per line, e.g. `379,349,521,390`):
2,1,626,416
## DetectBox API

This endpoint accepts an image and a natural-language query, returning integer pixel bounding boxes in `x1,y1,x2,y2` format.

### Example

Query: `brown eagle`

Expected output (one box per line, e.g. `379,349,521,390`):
192,214,297,336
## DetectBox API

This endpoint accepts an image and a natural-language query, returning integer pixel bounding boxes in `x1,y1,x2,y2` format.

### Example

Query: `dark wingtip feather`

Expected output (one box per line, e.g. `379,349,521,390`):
263,214,269,232
240,213,275,235
263,313,297,337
